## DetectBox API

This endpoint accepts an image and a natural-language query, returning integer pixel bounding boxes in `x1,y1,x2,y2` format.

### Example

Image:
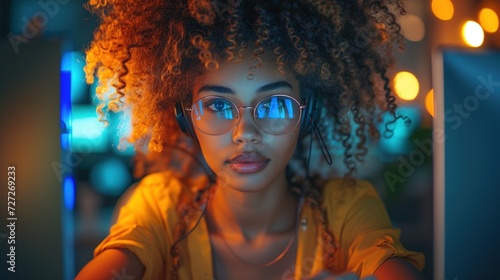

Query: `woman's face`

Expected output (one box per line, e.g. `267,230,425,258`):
191,55,302,192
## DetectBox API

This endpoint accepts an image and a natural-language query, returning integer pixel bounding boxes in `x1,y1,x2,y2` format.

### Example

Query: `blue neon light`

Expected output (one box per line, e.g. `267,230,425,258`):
60,69,71,151
63,176,75,210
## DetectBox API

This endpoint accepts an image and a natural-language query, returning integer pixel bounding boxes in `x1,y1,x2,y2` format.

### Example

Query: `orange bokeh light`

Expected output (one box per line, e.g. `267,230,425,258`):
479,8,499,33
425,89,435,117
432,0,454,21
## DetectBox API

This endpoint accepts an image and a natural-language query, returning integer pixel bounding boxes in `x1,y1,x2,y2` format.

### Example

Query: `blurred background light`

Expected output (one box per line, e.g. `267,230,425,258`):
432,0,454,21
61,123,71,151
478,8,499,33
425,89,435,117
462,20,485,47
70,105,108,153
61,54,72,151
378,106,422,155
63,176,76,210
61,51,72,72
394,71,420,101
62,52,87,103
89,157,131,196
400,14,426,42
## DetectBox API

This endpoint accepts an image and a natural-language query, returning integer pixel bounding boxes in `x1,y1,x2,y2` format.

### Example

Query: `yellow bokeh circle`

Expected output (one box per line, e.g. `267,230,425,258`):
394,71,420,101
462,21,484,47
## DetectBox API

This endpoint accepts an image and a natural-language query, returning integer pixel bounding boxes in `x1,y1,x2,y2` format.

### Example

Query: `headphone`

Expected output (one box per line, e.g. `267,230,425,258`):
174,93,321,143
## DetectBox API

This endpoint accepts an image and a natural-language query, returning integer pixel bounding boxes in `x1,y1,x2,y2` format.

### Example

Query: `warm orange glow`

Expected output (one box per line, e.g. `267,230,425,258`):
462,21,484,47
425,89,435,117
394,71,420,101
479,8,499,33
432,0,454,21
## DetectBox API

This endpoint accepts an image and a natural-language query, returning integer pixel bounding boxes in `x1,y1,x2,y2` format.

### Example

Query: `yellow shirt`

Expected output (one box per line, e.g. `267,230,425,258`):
95,171,424,279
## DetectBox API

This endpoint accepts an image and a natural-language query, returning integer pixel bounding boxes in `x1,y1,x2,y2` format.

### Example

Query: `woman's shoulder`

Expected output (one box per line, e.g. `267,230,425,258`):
126,170,209,207
320,178,383,215
322,178,378,201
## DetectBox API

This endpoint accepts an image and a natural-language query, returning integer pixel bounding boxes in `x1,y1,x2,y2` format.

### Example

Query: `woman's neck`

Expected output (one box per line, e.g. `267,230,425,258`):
206,176,298,242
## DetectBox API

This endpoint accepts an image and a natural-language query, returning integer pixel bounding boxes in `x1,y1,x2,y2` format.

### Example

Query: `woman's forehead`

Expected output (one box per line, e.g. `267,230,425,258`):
191,55,300,100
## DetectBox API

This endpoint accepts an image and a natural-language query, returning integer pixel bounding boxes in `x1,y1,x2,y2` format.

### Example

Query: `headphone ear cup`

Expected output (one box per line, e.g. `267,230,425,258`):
298,94,320,141
175,102,214,179
175,102,198,142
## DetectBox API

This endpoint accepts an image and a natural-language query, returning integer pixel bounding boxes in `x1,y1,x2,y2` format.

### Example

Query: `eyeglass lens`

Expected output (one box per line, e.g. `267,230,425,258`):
191,95,302,135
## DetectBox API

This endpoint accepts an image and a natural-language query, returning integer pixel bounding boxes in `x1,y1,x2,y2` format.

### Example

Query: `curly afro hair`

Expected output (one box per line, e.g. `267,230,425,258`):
85,0,406,176
84,0,406,275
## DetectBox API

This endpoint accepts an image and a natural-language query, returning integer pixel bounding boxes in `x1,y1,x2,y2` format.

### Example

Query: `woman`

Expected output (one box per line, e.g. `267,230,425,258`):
76,0,425,279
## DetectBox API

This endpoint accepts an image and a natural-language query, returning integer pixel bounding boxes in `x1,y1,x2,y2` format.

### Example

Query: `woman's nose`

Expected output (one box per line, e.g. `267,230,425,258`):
232,108,261,144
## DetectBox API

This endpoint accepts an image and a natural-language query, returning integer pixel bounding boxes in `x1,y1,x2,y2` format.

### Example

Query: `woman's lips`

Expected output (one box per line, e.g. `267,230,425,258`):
227,152,269,174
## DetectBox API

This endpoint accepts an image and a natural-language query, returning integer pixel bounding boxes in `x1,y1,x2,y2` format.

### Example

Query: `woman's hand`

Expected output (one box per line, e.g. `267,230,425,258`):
306,271,376,280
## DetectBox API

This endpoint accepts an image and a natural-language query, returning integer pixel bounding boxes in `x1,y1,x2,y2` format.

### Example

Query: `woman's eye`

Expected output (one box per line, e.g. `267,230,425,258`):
206,99,232,112
256,97,290,119
260,97,285,110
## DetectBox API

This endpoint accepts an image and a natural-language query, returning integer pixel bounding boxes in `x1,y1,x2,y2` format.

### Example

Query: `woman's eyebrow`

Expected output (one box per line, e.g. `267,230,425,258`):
197,85,234,94
256,81,293,93
197,81,293,95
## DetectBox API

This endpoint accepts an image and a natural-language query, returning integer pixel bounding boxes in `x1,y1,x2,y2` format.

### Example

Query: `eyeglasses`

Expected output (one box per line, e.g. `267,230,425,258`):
186,94,306,135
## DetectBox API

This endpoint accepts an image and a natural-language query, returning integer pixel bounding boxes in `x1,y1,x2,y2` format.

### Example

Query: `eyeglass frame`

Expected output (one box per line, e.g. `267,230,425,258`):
184,94,307,136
